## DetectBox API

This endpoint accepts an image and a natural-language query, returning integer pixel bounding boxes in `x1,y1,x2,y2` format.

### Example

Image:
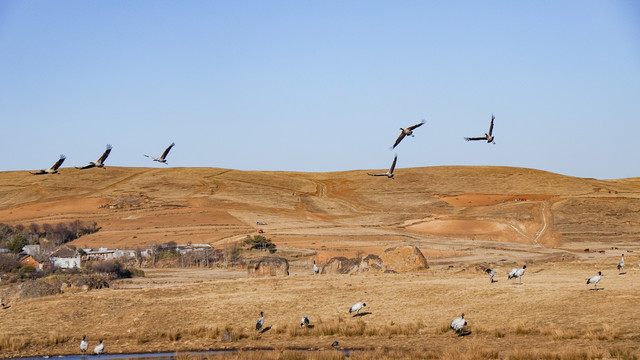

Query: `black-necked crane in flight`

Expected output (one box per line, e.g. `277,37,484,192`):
465,114,495,144
368,154,397,179
30,154,66,175
392,120,425,149
76,144,112,169
144,142,175,164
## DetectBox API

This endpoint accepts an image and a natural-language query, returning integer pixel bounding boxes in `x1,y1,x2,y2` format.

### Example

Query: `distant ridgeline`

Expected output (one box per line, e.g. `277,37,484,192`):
0,221,101,253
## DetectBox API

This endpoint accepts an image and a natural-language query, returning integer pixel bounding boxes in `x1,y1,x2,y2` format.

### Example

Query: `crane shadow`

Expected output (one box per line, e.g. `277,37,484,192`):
259,326,272,334
618,272,626,275
353,312,372,318
458,330,472,337
589,287,604,291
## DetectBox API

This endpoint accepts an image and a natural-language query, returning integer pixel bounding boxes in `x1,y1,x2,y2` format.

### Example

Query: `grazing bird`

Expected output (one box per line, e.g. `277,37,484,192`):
450,313,467,336
367,154,397,179
144,142,175,164
392,120,426,149
617,254,624,273
465,114,495,144
313,261,319,275
93,339,104,356
76,144,112,169
486,268,496,283
256,311,264,331
508,265,526,283
349,302,366,314
300,316,310,327
80,334,89,353
587,271,602,289
30,154,66,175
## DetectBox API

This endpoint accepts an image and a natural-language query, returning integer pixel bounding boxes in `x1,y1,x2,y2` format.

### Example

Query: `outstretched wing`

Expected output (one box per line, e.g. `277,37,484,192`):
97,144,112,163
160,142,175,160
50,155,66,171
488,115,495,136
465,137,485,141
367,173,386,176
389,154,398,174
392,133,406,149
407,119,426,131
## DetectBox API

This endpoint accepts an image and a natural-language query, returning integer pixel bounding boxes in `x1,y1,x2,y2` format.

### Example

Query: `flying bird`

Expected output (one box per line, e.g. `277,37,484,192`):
368,154,397,179
93,339,104,356
486,268,496,283
300,316,310,328
80,335,89,353
465,114,495,144
617,254,624,273
587,271,602,289
30,154,66,175
144,142,175,164
76,144,112,169
256,311,264,331
508,265,526,283
392,120,425,149
349,302,366,314
313,261,319,275
450,313,467,336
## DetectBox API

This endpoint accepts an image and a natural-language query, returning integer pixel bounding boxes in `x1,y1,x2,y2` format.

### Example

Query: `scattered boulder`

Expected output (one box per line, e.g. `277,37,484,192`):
380,245,429,272
18,280,61,299
359,255,385,273
322,255,385,274
248,257,289,277
321,257,362,275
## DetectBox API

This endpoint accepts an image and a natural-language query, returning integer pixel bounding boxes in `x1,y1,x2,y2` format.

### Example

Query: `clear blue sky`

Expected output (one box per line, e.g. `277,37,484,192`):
1,1,638,179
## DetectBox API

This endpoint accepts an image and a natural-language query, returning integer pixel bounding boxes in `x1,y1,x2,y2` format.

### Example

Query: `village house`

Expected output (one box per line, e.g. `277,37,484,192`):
50,245,81,269
19,254,44,270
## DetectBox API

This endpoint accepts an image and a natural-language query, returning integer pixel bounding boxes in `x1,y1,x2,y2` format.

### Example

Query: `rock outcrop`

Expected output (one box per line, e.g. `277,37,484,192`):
379,245,429,272
247,257,289,277
321,255,385,274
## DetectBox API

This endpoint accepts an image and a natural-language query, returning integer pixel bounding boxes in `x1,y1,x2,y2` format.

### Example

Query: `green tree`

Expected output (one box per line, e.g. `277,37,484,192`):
7,233,27,254
243,235,277,253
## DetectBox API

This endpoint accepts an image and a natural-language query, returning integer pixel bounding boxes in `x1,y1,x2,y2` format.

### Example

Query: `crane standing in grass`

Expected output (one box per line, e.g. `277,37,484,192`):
508,265,526,284
486,268,496,283
587,271,602,289
349,302,366,314
300,316,310,328
256,311,264,331
93,339,104,356
450,313,467,336
80,335,88,353
617,254,624,273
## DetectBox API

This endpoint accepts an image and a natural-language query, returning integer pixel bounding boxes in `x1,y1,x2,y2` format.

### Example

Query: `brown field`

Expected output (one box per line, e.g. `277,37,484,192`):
1,165,640,358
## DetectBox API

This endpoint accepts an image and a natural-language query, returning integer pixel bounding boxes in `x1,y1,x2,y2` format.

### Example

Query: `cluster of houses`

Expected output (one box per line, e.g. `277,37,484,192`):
10,243,214,270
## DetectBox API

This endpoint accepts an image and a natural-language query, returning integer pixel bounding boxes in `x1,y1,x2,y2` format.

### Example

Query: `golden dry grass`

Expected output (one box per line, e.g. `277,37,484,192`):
1,262,639,358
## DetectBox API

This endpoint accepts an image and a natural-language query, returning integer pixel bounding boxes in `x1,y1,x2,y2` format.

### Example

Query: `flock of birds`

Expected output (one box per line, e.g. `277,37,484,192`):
29,115,495,178
368,115,496,179
68,255,631,354
29,142,176,175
